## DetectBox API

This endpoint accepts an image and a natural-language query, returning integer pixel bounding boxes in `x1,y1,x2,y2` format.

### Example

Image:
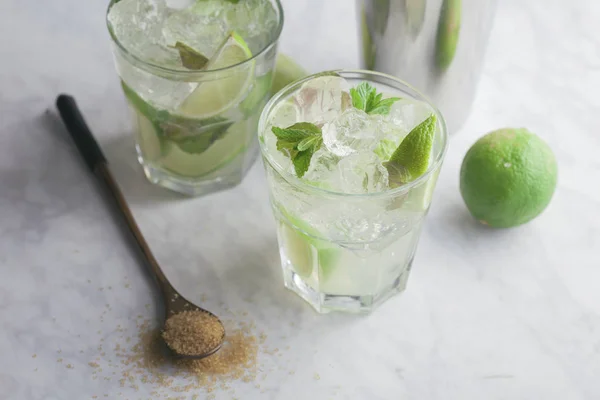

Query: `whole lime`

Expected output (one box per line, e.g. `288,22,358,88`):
460,128,557,228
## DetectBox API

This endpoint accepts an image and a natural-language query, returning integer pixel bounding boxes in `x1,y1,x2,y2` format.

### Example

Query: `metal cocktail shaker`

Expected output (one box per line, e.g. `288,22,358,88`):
357,0,497,132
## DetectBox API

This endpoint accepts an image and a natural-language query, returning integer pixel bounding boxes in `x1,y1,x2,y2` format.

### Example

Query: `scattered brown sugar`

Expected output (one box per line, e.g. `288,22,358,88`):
181,327,258,378
54,289,285,397
107,318,262,395
162,310,224,356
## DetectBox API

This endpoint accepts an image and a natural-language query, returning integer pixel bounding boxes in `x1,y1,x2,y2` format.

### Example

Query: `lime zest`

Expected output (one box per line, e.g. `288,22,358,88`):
384,114,436,187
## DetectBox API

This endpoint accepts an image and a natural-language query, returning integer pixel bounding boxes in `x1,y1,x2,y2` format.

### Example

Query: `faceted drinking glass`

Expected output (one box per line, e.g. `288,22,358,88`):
106,0,283,196
258,70,448,313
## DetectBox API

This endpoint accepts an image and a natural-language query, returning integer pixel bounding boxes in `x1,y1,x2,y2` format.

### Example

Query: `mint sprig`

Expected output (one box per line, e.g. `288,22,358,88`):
350,82,400,115
271,122,323,177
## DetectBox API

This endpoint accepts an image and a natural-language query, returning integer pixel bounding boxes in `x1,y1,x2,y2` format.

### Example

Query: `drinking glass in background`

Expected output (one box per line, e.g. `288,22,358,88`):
357,0,498,133
107,0,283,196
259,70,448,313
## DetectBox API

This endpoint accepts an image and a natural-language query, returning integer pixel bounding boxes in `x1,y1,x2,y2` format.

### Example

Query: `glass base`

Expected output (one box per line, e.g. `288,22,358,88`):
137,144,259,197
282,258,412,314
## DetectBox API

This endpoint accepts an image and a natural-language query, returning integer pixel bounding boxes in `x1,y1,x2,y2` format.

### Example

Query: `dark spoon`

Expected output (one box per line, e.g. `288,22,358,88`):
56,94,224,359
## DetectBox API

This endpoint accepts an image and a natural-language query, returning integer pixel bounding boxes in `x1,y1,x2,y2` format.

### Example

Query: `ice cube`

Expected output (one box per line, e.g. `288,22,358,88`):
268,99,300,128
335,152,389,194
107,0,179,66
293,75,350,125
387,98,434,132
225,0,279,53
182,0,278,55
303,148,341,185
322,108,384,157
162,7,227,58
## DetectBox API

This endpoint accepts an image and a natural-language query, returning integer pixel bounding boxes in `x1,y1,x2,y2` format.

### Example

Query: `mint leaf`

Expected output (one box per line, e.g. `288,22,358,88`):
297,135,321,151
271,122,323,177
272,126,306,142
349,82,401,115
172,42,209,70
174,123,232,154
350,82,371,110
384,114,437,187
369,97,401,115
293,148,314,177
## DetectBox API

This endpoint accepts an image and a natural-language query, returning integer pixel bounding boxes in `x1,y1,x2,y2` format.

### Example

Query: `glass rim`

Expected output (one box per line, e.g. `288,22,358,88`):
106,0,284,76
258,69,449,199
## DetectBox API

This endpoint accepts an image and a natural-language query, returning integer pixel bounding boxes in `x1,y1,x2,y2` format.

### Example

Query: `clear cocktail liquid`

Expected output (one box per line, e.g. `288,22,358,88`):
260,72,447,313
107,0,282,195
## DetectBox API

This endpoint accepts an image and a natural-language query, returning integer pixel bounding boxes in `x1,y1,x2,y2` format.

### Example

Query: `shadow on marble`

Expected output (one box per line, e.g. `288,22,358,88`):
429,200,521,241
102,134,188,206
170,233,361,336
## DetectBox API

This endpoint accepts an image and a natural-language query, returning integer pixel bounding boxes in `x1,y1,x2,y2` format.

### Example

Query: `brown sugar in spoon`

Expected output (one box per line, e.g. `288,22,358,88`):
56,94,224,360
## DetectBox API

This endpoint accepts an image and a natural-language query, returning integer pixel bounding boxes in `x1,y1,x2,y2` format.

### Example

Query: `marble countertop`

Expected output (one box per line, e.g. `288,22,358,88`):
1,0,599,399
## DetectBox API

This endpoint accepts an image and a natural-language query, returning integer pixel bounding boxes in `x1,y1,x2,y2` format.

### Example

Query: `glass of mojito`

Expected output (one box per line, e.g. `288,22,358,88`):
107,0,283,196
259,70,448,313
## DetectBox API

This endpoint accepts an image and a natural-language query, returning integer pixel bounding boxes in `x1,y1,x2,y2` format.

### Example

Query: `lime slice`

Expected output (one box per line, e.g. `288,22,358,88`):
240,72,272,116
278,208,340,280
160,121,248,177
134,110,166,162
281,222,314,278
177,32,254,119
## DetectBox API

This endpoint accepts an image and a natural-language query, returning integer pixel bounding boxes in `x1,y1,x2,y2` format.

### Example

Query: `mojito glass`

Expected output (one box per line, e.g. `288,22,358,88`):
259,70,448,313
107,0,283,196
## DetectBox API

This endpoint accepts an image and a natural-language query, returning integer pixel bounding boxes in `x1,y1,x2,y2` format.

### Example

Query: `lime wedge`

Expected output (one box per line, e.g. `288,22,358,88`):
177,32,254,119
160,121,248,177
407,167,440,210
384,114,436,187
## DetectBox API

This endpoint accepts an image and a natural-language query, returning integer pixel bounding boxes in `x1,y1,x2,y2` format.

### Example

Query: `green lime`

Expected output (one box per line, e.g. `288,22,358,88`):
281,222,314,278
385,114,437,187
177,32,254,119
160,121,248,177
405,168,441,211
240,72,273,116
134,110,166,162
271,54,308,96
278,208,340,279
460,128,558,228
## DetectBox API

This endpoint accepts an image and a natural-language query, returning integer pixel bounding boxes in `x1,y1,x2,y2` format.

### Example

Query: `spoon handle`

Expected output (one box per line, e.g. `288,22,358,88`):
56,94,176,298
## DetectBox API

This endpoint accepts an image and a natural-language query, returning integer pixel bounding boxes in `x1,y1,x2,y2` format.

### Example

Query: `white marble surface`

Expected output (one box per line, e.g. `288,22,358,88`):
1,0,600,399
